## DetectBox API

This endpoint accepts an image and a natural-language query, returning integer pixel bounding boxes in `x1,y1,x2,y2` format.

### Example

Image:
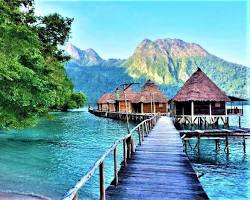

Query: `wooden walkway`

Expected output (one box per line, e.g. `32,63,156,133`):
106,116,208,200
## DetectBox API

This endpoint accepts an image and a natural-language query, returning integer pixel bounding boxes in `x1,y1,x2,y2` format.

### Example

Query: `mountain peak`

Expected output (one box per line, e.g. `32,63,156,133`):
125,38,210,84
65,43,103,66
134,38,208,58
154,38,208,58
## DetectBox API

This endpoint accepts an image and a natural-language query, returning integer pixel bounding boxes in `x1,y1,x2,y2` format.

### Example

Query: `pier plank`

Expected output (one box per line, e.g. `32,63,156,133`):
106,116,208,200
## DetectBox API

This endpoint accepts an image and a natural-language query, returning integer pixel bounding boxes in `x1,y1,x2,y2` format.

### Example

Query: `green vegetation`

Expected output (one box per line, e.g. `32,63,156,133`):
0,0,86,128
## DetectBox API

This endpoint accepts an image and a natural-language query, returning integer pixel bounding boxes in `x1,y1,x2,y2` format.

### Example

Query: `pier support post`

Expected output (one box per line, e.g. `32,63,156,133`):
184,139,187,152
215,139,220,151
99,162,105,200
225,136,229,154
197,134,200,155
239,116,241,128
243,136,246,153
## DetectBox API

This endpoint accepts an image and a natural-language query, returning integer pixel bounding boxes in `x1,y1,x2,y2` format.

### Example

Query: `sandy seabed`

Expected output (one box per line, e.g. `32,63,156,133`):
0,192,49,200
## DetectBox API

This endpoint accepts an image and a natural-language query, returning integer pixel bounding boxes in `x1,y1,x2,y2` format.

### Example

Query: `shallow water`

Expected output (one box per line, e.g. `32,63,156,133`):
187,105,250,200
0,108,135,199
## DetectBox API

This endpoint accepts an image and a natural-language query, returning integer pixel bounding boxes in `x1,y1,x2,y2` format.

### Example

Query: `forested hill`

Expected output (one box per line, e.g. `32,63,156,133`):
0,0,86,128
65,39,249,103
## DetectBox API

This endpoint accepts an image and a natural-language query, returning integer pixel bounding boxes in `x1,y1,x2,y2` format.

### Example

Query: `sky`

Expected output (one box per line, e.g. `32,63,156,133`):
35,0,248,66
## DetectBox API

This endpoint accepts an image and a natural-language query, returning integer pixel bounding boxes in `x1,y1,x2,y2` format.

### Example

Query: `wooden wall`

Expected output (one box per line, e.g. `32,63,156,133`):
98,102,167,113
175,101,226,115
143,103,167,113
212,102,225,115
100,103,108,111
155,103,167,113
143,103,151,113
175,102,191,115
119,101,132,113
98,103,115,112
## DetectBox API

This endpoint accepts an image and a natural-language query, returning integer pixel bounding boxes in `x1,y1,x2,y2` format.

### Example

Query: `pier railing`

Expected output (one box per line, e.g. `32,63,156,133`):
62,113,161,200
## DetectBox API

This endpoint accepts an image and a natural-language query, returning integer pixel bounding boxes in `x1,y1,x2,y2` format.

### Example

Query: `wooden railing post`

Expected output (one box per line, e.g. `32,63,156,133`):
146,121,149,135
99,162,105,200
123,139,127,167
131,137,135,153
127,137,132,159
141,124,144,141
73,193,78,200
113,147,118,186
138,126,142,145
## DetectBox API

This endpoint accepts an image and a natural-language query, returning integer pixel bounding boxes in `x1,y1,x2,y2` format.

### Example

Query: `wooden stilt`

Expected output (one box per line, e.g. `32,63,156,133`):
99,162,105,200
215,139,219,151
239,116,241,128
243,136,246,153
225,136,229,154
197,134,200,155
184,140,187,152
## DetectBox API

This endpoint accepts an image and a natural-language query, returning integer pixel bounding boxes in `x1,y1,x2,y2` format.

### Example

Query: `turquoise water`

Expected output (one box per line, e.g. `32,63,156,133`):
0,106,249,199
0,108,136,199
187,105,250,200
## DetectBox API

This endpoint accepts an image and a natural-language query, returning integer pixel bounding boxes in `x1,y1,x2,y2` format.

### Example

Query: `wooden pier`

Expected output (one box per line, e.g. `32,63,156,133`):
89,108,153,122
180,128,250,154
89,107,168,122
62,115,208,200
106,116,208,200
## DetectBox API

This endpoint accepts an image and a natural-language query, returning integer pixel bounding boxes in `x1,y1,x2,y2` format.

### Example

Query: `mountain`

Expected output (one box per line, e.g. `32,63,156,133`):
65,39,250,103
65,43,103,66
124,38,208,84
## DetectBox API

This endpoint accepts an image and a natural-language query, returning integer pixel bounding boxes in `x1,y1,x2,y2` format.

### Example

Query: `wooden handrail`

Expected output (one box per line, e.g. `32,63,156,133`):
62,113,160,200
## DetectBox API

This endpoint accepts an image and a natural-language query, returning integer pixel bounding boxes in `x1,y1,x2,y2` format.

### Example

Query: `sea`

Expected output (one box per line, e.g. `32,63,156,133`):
0,106,249,199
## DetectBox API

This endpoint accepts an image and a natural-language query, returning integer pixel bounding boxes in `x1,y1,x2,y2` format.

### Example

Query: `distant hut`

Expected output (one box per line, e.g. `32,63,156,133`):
135,80,168,113
172,68,246,126
97,80,168,114
114,87,138,113
97,93,116,112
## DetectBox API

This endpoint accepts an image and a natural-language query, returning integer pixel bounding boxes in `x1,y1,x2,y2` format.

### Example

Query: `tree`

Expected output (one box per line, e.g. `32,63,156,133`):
0,0,86,128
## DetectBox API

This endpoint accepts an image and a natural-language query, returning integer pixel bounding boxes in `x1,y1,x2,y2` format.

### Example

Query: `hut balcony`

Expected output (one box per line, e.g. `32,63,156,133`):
226,108,243,116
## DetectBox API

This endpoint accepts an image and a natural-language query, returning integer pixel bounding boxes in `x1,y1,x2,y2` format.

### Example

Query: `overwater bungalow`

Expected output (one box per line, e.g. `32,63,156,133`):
171,68,247,127
97,80,168,114
114,87,138,113
134,80,168,113
97,93,116,112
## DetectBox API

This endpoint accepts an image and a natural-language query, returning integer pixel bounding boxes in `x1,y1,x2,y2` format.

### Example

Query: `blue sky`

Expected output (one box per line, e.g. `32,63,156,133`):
36,0,248,66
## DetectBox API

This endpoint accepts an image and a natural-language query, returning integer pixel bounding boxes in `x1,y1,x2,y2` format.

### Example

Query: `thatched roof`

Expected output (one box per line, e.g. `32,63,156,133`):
173,68,230,102
98,93,115,104
228,96,247,102
114,88,138,102
98,80,168,104
135,80,168,103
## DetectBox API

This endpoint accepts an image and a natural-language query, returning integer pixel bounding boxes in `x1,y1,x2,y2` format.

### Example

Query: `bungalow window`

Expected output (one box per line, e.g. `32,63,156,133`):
215,102,221,108
159,103,163,108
